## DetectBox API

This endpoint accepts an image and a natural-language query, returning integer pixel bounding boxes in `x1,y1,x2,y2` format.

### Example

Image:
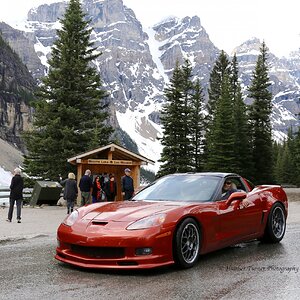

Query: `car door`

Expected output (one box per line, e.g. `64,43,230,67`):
216,177,263,246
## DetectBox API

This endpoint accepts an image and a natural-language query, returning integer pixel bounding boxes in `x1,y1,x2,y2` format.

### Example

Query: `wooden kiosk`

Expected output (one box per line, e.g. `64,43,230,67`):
67,143,155,202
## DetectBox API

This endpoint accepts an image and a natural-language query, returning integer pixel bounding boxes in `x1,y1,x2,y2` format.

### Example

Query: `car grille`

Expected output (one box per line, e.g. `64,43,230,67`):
70,245,125,259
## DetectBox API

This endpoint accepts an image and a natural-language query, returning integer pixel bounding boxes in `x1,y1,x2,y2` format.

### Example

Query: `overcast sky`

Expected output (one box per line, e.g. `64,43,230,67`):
0,0,299,57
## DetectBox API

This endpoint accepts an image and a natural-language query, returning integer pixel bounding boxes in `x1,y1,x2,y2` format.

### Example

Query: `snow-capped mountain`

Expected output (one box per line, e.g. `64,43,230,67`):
1,0,300,172
233,37,300,140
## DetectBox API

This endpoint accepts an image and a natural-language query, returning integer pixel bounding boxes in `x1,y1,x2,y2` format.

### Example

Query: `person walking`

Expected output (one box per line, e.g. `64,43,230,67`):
121,168,134,200
61,172,78,214
7,167,24,223
79,169,93,206
104,174,117,202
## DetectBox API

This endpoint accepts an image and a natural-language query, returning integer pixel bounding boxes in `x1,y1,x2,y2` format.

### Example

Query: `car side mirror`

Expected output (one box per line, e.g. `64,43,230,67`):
225,191,247,207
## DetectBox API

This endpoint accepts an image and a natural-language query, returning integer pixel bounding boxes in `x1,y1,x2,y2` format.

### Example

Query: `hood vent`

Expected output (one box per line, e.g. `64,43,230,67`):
92,221,108,226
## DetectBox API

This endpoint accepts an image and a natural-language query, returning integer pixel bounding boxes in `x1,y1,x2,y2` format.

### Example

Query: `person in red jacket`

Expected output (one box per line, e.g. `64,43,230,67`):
7,167,24,223
92,175,102,203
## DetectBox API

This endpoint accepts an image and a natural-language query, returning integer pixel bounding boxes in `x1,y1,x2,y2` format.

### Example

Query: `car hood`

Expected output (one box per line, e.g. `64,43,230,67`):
81,201,185,222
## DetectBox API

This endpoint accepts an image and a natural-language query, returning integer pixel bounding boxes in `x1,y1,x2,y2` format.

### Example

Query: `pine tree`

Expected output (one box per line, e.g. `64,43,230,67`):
205,72,236,172
273,141,283,183
189,79,205,171
281,141,294,184
23,0,113,180
204,51,231,163
231,54,253,178
248,42,273,184
157,63,185,177
207,50,231,118
176,59,194,170
157,60,194,177
290,128,300,185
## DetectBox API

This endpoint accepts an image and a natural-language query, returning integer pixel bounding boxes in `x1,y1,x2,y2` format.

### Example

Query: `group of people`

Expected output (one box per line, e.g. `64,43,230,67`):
5,167,135,221
61,168,134,214
5,167,250,222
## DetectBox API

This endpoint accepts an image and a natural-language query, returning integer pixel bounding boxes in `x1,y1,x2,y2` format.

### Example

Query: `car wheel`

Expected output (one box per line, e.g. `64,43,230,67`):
262,203,286,243
173,218,201,268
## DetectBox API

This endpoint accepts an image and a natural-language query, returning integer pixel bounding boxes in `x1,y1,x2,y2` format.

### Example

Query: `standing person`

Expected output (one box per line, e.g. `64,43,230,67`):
103,173,109,187
7,168,24,223
104,174,117,202
121,168,134,200
61,173,78,214
92,175,101,203
79,169,93,206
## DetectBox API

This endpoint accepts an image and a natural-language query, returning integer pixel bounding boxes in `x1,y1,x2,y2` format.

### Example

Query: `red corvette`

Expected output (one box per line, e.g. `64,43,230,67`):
55,172,288,269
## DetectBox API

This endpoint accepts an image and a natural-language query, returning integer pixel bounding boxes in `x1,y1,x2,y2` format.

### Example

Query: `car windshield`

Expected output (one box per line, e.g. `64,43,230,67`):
133,174,221,202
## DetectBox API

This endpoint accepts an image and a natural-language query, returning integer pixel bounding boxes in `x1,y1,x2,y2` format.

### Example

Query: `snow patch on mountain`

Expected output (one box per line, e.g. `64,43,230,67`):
0,167,12,187
116,104,163,173
144,26,169,83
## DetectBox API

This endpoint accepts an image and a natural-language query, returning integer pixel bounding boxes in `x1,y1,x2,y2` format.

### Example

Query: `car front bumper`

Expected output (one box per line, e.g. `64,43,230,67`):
55,222,174,269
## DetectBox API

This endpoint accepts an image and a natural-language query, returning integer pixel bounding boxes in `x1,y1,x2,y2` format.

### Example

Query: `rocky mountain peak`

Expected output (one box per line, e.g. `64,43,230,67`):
28,2,66,22
1,0,300,166
0,33,36,150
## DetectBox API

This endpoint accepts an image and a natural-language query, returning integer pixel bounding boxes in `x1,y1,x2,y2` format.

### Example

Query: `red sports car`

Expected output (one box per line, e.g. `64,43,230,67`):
55,172,288,269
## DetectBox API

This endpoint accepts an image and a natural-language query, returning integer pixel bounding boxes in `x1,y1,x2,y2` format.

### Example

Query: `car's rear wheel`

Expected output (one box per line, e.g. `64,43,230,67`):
262,203,286,243
173,218,201,268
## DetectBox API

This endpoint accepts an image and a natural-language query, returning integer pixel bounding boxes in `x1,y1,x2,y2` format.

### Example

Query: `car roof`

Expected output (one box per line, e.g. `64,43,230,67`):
167,172,240,178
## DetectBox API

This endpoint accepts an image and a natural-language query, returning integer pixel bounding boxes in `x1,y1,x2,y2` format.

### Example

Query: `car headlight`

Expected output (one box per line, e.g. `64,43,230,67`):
63,210,79,226
126,213,166,230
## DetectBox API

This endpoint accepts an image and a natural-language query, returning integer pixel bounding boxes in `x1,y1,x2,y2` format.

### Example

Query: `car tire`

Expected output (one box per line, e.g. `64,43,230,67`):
261,203,286,243
173,218,201,268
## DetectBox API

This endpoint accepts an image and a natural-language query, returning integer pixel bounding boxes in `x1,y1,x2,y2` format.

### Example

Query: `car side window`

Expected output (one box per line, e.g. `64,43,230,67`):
230,177,247,192
215,176,248,201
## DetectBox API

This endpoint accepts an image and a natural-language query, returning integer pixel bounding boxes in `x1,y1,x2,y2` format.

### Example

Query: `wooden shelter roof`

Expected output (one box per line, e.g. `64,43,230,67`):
67,143,155,165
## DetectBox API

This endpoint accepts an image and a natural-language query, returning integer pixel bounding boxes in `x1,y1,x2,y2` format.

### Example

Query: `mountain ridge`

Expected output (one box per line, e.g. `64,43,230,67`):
0,0,300,172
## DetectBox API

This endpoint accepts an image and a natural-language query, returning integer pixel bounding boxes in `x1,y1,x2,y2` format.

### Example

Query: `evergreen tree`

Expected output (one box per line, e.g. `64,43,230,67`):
231,54,253,178
158,63,183,177
291,128,300,185
273,128,298,185
189,79,205,171
281,141,294,184
207,50,231,118
176,60,194,170
248,42,273,184
157,60,194,177
23,0,113,179
205,73,236,172
204,51,231,162
273,141,283,183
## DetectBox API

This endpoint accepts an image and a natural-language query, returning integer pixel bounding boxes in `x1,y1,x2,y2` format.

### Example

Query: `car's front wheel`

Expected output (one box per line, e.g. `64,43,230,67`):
173,218,201,268
262,203,286,243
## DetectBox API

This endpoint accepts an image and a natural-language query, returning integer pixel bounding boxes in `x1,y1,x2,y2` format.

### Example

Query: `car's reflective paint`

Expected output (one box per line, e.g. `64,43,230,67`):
55,172,288,269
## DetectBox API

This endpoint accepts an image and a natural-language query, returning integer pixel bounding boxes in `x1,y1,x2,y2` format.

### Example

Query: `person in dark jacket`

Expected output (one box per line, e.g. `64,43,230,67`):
121,168,134,200
61,172,78,214
104,174,117,202
221,180,238,200
220,179,250,208
79,169,93,206
7,168,24,223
